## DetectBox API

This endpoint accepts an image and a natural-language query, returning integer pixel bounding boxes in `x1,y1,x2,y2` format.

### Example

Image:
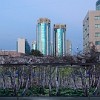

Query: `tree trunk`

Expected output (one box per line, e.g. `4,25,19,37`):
29,66,32,88
21,77,29,96
13,67,17,96
93,76,100,96
55,66,59,96
72,73,77,89
42,66,46,88
2,73,6,90
49,65,52,96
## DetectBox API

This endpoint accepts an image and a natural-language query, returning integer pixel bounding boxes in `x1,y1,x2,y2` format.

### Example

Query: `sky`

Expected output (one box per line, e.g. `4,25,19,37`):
0,0,97,53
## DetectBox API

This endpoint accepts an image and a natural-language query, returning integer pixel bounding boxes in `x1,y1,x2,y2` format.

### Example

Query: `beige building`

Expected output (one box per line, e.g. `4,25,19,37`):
83,10,100,52
17,38,26,53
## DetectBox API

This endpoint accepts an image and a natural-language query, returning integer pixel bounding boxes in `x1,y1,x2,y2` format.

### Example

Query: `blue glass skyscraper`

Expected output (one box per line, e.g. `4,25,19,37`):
53,24,66,56
36,18,51,56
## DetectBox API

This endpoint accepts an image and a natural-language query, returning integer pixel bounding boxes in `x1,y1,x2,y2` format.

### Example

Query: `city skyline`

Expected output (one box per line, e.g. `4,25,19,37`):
0,0,97,53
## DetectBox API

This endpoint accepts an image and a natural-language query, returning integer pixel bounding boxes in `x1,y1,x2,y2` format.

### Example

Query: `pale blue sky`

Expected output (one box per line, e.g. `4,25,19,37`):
0,0,97,53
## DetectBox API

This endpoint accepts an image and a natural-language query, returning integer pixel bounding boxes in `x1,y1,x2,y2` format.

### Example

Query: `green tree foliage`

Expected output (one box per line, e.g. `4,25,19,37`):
30,49,43,57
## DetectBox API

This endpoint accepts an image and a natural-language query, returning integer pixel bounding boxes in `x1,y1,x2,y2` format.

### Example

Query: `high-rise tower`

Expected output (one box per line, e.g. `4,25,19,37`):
53,24,66,56
96,0,100,10
66,40,72,55
36,18,51,56
32,41,36,50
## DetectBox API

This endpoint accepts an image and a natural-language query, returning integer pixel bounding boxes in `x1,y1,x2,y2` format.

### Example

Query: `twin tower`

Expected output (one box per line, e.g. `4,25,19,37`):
36,18,66,56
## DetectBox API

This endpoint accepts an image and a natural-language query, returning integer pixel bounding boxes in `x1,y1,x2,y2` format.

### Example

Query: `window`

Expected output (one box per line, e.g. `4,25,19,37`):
95,32,100,37
95,41,100,45
95,24,100,28
87,17,89,20
87,33,89,37
95,16,100,20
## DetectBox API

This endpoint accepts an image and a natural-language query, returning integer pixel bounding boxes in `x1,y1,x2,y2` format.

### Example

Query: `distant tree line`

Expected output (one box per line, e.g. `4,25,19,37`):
30,49,43,57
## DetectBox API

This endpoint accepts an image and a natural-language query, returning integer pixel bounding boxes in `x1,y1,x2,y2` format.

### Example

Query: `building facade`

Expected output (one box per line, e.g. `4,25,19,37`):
36,18,51,56
96,0,100,10
66,40,72,55
32,41,36,50
83,11,100,52
17,38,30,54
53,24,66,56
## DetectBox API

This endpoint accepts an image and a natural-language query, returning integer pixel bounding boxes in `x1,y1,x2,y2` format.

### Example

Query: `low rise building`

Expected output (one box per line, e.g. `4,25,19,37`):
17,38,30,54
